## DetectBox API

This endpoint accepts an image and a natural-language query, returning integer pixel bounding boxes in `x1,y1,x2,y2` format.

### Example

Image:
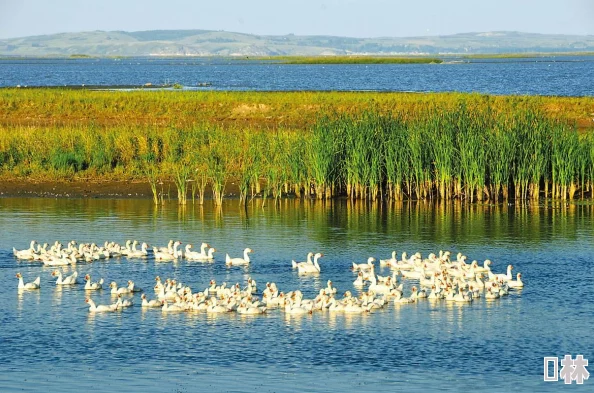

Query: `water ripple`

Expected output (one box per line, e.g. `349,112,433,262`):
0,198,593,392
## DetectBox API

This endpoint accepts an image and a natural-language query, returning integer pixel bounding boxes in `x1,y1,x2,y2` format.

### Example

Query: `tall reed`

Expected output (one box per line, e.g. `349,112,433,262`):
0,100,589,203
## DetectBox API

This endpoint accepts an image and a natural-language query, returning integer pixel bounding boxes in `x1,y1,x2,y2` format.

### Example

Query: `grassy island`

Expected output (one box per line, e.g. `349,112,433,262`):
272,56,443,64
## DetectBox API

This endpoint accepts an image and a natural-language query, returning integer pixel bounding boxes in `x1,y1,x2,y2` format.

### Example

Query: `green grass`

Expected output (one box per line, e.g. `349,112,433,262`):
271,56,443,64
1,89,592,132
462,52,594,59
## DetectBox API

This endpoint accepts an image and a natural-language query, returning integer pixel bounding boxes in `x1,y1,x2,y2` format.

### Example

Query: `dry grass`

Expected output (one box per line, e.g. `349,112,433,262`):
0,89,592,131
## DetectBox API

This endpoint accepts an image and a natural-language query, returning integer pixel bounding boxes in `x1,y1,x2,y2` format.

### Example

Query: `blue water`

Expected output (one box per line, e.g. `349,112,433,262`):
0,198,592,392
1,56,593,96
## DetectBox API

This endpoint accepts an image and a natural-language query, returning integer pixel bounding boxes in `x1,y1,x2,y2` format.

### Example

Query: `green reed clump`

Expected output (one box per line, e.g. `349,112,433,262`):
586,135,594,197
246,131,267,199
286,134,307,198
233,132,256,203
205,129,235,206
262,132,291,205
0,98,591,203
49,147,86,174
522,110,550,201
577,139,589,199
426,112,456,200
383,116,408,200
306,117,340,199
406,125,426,200
486,122,515,201
551,125,580,200
455,105,484,201
170,161,192,205
144,164,161,205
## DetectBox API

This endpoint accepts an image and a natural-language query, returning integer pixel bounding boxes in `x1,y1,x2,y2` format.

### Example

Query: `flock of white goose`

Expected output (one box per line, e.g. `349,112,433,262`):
13,239,524,315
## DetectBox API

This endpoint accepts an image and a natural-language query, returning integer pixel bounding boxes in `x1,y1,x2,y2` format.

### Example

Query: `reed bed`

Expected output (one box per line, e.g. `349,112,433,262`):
1,90,594,203
1,89,593,131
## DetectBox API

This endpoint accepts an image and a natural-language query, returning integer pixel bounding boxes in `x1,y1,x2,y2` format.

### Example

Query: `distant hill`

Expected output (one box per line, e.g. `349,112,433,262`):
1,29,593,56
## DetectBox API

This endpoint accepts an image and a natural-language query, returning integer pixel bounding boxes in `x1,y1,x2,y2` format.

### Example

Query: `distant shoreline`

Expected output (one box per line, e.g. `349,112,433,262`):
0,52,593,61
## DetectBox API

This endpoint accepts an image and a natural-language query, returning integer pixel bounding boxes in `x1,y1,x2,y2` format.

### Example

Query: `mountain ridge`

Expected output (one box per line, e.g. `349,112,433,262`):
1,29,593,56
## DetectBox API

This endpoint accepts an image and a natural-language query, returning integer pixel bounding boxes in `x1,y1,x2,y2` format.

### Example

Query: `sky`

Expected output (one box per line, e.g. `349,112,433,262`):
0,0,592,39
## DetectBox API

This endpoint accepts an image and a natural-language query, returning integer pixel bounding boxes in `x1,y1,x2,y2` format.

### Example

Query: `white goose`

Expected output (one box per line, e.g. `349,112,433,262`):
141,294,163,307
284,298,312,314
473,259,492,274
324,280,337,295
226,248,253,266
400,265,426,280
154,241,182,261
368,275,393,295
352,257,376,271
291,252,314,269
52,270,78,285
119,240,134,256
428,285,442,300
43,253,77,266
245,277,257,293
85,298,118,312
263,292,285,308
162,300,185,312
127,280,143,293
127,242,149,258
490,264,513,282
344,299,371,313
155,285,178,301
393,291,415,304
327,297,346,312
396,252,416,270
380,251,398,267
184,242,208,258
16,273,40,290
110,281,132,295
116,294,134,308
206,297,229,313
237,299,267,314
353,272,365,287
185,244,216,261
454,289,473,303
13,240,37,260
84,274,104,290
507,273,524,289
297,252,323,274
155,240,173,254
485,288,500,300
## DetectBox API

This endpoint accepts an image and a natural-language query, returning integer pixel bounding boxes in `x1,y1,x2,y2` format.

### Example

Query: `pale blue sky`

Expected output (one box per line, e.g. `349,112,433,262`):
0,0,592,39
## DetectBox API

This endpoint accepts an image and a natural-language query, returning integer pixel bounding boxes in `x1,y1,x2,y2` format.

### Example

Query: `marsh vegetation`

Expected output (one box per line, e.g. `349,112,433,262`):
1,89,593,204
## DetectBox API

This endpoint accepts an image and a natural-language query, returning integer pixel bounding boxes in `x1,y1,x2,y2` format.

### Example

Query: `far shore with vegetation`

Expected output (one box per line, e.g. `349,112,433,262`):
1,89,594,205
1,52,593,62
265,56,443,64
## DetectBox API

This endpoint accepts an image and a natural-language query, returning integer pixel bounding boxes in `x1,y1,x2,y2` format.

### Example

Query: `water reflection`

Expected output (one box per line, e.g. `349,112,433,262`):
2,198,594,252
284,311,310,330
16,289,41,313
53,285,65,305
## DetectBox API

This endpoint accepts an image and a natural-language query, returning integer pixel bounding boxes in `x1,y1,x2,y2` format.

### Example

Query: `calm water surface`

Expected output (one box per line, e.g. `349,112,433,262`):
0,198,593,392
1,56,593,96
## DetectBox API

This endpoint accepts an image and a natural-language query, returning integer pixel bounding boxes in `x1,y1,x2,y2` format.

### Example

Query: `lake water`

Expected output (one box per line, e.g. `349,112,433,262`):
1,197,593,392
1,56,593,96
